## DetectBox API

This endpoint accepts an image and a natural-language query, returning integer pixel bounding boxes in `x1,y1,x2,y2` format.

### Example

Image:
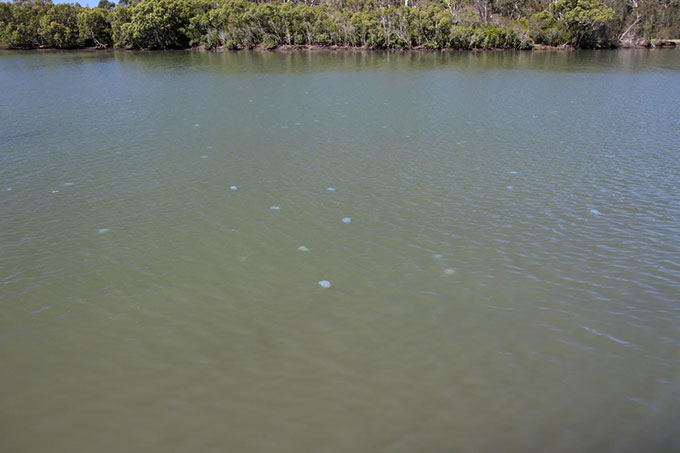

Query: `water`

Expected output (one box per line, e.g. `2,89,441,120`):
1,49,679,451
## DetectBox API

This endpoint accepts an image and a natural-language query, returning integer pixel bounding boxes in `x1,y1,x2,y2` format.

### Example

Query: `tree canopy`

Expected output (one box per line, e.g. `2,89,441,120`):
0,0,676,50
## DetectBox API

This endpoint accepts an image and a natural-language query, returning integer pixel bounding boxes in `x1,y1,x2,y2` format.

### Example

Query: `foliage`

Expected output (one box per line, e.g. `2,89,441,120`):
529,0,615,46
122,0,194,49
1,2,47,48
0,0,675,50
552,0,615,46
98,0,116,11
78,7,112,47
110,5,132,47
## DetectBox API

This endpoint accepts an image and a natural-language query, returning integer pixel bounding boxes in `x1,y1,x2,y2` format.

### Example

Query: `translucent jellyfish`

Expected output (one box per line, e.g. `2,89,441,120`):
98,228,111,234
297,246,309,252
230,186,238,191
270,206,280,210
327,187,336,192
342,217,352,223
201,155,208,159
51,190,59,194
506,186,514,190
590,209,601,216
318,280,331,289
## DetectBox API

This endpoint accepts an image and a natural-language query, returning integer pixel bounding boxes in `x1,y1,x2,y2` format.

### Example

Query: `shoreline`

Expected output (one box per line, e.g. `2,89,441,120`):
1,41,678,53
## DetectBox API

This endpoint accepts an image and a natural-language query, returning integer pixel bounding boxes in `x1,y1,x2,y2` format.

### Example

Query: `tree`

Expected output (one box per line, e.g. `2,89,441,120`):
97,0,116,10
78,7,112,46
552,0,615,46
110,4,131,46
38,3,80,48
474,0,493,23
124,0,193,49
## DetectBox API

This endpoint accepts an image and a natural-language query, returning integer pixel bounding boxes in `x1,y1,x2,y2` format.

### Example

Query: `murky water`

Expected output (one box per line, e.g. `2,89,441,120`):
1,49,679,451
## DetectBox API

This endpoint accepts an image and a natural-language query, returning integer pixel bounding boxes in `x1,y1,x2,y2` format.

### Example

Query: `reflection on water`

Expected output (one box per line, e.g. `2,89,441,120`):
1,49,679,452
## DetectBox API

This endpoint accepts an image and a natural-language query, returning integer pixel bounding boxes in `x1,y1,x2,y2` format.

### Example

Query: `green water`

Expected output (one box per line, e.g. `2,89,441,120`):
1,49,679,452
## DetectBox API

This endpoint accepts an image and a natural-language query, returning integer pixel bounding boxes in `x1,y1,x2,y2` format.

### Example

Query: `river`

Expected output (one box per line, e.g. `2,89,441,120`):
1,49,679,451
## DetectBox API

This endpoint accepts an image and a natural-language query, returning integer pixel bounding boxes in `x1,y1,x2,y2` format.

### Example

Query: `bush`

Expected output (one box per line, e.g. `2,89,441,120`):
78,8,112,47
0,0,670,51
125,0,193,49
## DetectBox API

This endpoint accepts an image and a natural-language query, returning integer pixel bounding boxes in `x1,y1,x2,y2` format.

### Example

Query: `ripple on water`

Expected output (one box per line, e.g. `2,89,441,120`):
1,50,679,452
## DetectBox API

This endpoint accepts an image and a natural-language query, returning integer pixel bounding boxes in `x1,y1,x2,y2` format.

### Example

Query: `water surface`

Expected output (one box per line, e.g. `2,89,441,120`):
1,49,679,451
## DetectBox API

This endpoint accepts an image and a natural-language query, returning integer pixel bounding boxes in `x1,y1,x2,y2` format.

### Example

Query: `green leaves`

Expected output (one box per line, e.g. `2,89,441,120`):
39,3,80,48
529,0,615,47
124,0,194,49
0,0,671,50
78,7,112,47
